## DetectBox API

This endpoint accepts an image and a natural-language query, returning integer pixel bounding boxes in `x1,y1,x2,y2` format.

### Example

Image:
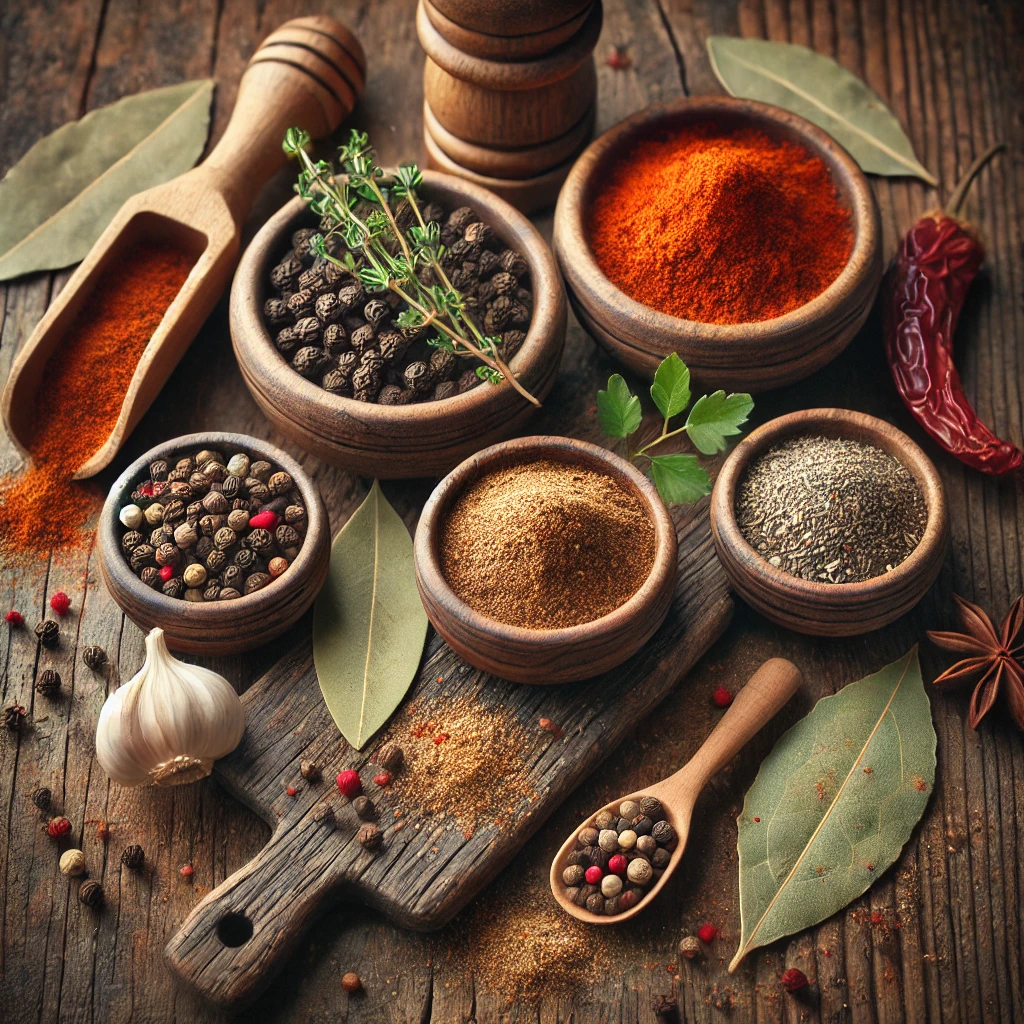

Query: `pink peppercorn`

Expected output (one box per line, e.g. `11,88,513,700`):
5,610,23,626
712,687,733,708
697,923,718,943
47,816,71,839
179,864,194,878
584,865,603,885
373,771,392,787
608,854,627,875
50,592,71,616
780,967,809,992
159,565,174,582
249,511,280,531
286,786,298,796
336,770,362,798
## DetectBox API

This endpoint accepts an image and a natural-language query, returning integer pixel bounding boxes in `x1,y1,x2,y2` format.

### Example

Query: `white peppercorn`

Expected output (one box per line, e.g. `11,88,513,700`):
598,829,619,853
600,875,622,898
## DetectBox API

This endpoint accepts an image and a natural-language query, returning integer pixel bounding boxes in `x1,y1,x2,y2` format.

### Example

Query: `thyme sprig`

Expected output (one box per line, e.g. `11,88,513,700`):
282,127,539,407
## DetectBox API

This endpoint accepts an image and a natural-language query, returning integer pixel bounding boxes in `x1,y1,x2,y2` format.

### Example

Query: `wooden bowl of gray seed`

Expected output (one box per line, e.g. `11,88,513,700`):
710,408,948,636
98,432,330,655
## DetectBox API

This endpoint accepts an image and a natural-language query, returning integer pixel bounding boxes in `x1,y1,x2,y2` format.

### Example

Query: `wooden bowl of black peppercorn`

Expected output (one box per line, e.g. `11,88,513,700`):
98,432,330,655
231,170,566,479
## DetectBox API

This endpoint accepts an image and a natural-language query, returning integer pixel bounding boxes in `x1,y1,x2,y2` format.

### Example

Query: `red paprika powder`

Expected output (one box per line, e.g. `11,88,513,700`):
586,123,854,324
0,242,194,559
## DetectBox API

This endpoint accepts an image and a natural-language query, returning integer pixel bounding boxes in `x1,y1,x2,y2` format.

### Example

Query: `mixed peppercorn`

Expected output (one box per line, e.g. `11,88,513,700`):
262,202,532,404
116,446,307,602
560,795,676,916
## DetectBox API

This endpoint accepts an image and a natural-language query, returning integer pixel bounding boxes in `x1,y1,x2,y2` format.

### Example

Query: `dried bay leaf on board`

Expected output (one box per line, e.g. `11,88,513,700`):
313,481,429,750
706,37,937,185
0,80,214,281
730,647,935,971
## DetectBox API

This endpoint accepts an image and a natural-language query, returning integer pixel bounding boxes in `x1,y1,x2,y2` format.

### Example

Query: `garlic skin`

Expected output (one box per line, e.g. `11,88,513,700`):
95,628,245,787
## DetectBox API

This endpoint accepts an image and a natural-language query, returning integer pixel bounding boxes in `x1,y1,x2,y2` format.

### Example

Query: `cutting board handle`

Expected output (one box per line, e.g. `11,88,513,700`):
164,819,351,1011
201,15,366,222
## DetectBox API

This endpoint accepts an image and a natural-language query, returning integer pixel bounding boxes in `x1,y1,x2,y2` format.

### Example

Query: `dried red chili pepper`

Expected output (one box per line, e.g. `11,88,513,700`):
885,143,1022,476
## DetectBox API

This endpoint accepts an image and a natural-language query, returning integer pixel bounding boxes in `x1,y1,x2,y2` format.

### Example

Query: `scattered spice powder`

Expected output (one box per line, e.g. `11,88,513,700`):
587,123,854,324
0,242,194,561
387,694,535,833
735,434,928,583
440,459,656,629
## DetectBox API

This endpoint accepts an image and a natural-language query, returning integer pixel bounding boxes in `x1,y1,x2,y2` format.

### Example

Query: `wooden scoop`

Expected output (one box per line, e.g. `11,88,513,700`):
550,657,802,924
0,16,365,479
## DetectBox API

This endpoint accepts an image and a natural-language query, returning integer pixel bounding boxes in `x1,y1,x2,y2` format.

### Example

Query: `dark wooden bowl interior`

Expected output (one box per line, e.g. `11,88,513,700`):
414,435,678,683
710,409,949,635
98,431,330,655
553,95,883,391
231,170,566,479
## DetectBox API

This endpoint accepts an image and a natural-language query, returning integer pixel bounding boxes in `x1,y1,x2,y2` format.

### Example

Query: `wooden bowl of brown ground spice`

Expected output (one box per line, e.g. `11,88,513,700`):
414,435,678,683
710,408,948,636
553,95,882,393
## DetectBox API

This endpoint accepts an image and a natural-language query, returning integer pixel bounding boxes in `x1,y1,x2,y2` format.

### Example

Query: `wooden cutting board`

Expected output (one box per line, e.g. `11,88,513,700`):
164,503,732,1011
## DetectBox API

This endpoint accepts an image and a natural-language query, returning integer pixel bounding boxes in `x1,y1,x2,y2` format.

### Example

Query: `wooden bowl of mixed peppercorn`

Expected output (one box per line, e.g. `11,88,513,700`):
98,432,330,655
231,169,566,479
553,96,882,393
710,408,948,636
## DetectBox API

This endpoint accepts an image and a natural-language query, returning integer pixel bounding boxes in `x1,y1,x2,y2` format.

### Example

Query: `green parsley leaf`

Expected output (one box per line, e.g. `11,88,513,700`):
649,454,711,504
597,374,642,439
685,391,754,455
650,353,691,422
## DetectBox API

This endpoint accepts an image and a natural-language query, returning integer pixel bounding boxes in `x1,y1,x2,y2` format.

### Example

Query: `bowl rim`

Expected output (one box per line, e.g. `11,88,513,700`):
100,431,328,620
553,94,880,338
710,408,948,599
414,434,679,645
230,168,565,424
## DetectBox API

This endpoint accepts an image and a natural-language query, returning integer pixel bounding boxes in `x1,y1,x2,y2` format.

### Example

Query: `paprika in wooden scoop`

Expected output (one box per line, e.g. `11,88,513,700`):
1,16,365,480
885,142,1022,476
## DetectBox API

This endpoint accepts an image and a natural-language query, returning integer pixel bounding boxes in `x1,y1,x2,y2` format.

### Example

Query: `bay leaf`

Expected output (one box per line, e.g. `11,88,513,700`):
706,37,937,185
0,80,214,281
313,480,428,750
731,647,935,971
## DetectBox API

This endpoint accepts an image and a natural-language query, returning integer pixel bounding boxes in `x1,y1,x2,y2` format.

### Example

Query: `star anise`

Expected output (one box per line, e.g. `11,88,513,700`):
927,594,1024,730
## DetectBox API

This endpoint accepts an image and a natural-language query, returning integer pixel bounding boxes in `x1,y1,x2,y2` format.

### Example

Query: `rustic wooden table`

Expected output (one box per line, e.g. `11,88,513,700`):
2,1,1021,1021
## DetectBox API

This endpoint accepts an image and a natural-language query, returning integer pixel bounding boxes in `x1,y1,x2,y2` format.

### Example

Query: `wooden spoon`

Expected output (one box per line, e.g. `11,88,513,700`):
550,657,802,924
0,16,365,479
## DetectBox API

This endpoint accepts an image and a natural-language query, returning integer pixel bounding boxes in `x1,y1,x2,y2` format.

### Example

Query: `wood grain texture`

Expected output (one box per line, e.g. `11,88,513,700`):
553,94,884,391
97,431,331,655
711,408,949,635
2,0,1024,1021
414,435,679,683
164,503,728,1008
230,172,567,478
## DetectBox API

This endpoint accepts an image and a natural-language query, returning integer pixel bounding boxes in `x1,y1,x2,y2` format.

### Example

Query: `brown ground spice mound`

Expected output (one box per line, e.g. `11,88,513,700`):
439,459,656,629
387,694,535,834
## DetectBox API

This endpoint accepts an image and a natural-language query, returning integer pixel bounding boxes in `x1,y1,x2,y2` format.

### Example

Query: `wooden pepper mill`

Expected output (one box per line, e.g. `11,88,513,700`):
418,0,602,213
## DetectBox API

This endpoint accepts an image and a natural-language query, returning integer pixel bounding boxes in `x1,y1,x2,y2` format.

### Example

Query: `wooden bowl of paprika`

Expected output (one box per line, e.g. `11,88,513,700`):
553,96,883,393
710,409,949,636
231,170,566,480
413,435,678,683
98,432,330,655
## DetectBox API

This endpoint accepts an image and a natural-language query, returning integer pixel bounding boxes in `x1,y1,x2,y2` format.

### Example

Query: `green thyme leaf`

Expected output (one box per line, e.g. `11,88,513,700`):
597,374,642,439
648,454,711,504
650,353,692,422
685,391,754,455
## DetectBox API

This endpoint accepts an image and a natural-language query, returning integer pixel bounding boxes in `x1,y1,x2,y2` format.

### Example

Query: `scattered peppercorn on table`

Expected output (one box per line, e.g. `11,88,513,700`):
2,1,1023,1023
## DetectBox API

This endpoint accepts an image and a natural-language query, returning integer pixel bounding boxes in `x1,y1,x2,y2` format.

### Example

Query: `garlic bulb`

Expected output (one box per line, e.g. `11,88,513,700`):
95,628,245,787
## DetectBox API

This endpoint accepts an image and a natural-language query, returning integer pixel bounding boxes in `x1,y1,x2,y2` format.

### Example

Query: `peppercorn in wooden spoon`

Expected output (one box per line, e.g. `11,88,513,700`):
1,16,364,480
550,657,802,924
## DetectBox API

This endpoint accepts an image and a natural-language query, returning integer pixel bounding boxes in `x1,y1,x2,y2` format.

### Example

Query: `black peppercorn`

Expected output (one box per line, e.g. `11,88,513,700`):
322,369,352,395
234,548,258,571
221,565,244,592
291,345,330,379
377,329,407,364
162,578,185,599
357,823,382,850
323,323,349,357
275,326,300,355
447,206,479,232
352,795,376,820
377,384,407,406
429,348,457,381
300,759,321,781
264,297,293,328
244,572,271,595
4,703,27,730
291,227,318,261
297,265,326,294
35,620,60,648
121,844,145,870
121,530,143,553
315,293,341,325
287,289,316,319
491,271,517,296
350,323,377,356
477,249,501,278
337,282,366,312
36,669,61,697
293,316,323,348
351,363,381,395
499,249,528,278
31,786,52,811
276,524,301,549
457,369,481,394
363,298,390,325
78,879,104,908
270,256,303,293
140,567,160,588
432,381,457,402
463,221,494,248
404,361,431,393
652,821,676,846
501,329,526,360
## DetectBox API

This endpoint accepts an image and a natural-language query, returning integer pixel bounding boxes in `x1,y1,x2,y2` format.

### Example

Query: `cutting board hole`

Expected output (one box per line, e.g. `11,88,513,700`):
216,912,253,947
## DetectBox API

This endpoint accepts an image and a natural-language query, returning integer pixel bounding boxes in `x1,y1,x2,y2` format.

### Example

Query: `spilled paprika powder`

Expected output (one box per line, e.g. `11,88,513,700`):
0,242,194,559
587,123,854,324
